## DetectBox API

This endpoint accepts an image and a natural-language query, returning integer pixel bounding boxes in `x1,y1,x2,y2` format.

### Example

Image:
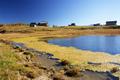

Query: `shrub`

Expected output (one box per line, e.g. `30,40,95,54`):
53,72,66,80
53,77,65,80
63,66,70,71
60,60,70,66
23,51,32,55
65,66,81,77
19,67,40,79
65,69,78,77
13,46,20,49
0,24,3,27
0,30,6,33
26,71,38,79
23,51,34,57
110,67,119,73
18,48,24,52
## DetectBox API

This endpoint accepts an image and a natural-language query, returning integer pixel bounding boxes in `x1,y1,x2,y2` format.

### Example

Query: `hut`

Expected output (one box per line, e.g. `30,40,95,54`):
106,21,117,26
93,23,100,26
68,23,76,26
30,22,37,27
0,30,6,33
38,21,48,27
0,24,3,27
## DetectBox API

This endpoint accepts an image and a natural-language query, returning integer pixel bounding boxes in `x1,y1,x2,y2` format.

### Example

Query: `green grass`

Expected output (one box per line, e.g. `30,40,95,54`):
0,43,42,80
0,43,20,79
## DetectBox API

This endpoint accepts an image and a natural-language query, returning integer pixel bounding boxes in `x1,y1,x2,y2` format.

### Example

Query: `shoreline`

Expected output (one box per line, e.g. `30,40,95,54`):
12,36,120,65
11,35,120,78
0,39,119,80
46,34,120,55
1,27,120,78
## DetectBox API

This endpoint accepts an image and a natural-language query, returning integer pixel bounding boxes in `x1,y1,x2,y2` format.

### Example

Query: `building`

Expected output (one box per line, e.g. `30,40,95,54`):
68,23,76,26
93,23,100,26
30,22,37,27
38,21,48,27
0,24,3,27
106,21,117,26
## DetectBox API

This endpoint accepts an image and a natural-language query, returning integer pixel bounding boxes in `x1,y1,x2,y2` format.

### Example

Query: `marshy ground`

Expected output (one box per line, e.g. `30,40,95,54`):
0,25,120,79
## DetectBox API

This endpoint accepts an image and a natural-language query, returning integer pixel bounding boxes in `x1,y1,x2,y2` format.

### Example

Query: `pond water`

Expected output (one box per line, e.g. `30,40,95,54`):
48,35,120,55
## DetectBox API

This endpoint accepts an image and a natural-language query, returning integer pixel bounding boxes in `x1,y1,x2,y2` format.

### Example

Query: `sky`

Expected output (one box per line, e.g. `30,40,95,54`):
0,0,120,26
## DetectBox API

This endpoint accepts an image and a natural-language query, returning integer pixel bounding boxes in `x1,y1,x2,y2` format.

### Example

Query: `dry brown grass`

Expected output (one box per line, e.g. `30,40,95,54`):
1,25,120,78
11,36,120,73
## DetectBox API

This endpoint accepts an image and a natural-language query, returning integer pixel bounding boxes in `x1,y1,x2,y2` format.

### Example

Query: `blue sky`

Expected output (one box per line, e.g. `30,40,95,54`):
0,0,120,25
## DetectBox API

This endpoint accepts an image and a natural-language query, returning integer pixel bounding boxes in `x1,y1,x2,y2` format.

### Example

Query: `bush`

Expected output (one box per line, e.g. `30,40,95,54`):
65,66,81,77
65,69,78,77
110,67,119,73
18,48,24,52
0,24,3,27
60,60,70,66
19,67,41,79
26,71,38,79
53,72,66,80
13,46,20,49
0,30,6,33
23,51,32,55
23,51,34,57
53,77,63,80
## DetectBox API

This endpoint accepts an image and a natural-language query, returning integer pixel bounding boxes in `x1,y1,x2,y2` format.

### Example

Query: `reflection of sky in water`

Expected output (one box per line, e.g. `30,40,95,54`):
48,35,120,54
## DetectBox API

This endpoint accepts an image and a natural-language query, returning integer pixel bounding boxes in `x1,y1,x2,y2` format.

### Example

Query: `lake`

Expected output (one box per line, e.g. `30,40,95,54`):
48,35,120,55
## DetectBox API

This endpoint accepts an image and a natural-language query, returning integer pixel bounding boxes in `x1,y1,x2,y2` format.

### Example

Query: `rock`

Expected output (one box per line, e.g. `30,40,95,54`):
34,75,52,80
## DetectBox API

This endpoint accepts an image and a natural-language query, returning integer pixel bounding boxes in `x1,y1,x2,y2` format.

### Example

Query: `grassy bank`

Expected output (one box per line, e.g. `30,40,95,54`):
0,43,40,80
12,37,120,71
0,26,120,78
1,40,116,80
